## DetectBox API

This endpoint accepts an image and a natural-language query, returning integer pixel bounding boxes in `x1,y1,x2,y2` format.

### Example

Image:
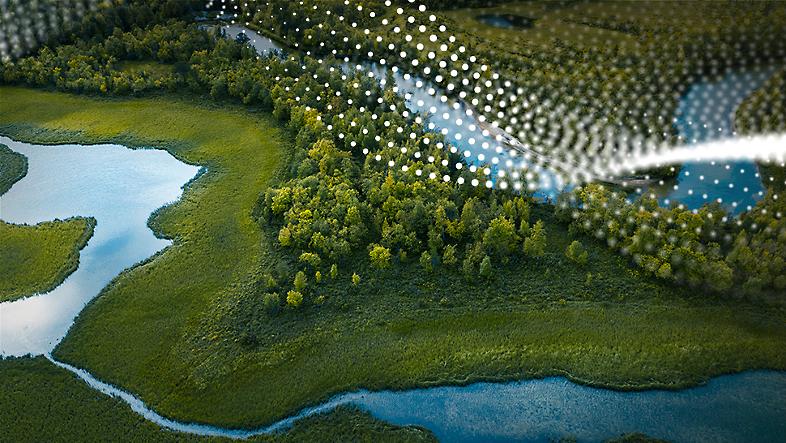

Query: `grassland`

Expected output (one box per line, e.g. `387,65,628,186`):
0,218,96,302
0,86,784,431
0,357,434,443
0,142,27,194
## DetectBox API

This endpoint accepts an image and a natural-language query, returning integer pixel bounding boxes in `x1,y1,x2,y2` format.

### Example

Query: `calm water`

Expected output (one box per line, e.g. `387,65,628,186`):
652,66,778,214
0,136,198,356
51,354,786,443
0,26,781,442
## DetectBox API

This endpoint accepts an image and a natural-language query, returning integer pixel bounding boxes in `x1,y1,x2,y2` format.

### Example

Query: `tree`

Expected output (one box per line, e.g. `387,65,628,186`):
656,262,672,280
294,271,307,292
565,240,588,265
420,251,433,272
352,273,360,285
479,255,493,279
330,263,338,279
369,244,392,269
286,290,303,308
483,216,518,259
704,260,733,292
315,270,322,283
524,220,547,257
299,252,321,269
442,244,457,266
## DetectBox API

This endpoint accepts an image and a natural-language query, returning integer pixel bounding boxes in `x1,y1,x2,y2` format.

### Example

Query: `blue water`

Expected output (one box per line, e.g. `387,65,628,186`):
0,24,780,443
346,371,786,443
654,67,778,214
0,136,198,356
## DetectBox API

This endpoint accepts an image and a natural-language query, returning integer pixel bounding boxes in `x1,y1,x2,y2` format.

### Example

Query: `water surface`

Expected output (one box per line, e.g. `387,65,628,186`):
0,136,198,356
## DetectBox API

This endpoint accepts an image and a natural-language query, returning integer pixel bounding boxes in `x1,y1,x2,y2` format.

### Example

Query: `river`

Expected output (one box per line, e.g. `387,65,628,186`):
0,24,784,443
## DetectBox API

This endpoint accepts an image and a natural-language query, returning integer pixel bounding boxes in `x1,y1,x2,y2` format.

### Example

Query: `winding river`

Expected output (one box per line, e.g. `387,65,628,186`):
0,24,784,443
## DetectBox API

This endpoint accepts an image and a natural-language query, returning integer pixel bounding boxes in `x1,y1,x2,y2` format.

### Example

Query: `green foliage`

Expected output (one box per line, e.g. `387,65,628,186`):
352,273,361,285
298,252,322,269
565,240,588,265
315,271,322,284
330,263,338,279
479,255,492,279
0,357,436,442
483,216,518,259
0,143,27,194
419,251,433,272
293,271,307,293
369,244,392,270
524,220,547,258
442,244,457,266
286,290,303,308
0,218,95,302
262,293,280,315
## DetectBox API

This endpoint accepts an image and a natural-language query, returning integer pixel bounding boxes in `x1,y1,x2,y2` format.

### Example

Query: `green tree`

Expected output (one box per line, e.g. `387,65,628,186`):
442,244,457,266
524,220,547,257
656,262,673,280
315,270,322,283
420,251,433,272
352,273,360,285
286,290,303,308
482,216,518,259
330,263,338,279
479,255,493,279
298,252,322,269
565,240,588,265
294,271,307,292
369,244,392,269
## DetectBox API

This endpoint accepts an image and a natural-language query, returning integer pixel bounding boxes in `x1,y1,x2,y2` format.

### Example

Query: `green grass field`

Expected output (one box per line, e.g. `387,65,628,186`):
1,86,784,430
0,357,434,443
0,142,27,194
0,218,96,302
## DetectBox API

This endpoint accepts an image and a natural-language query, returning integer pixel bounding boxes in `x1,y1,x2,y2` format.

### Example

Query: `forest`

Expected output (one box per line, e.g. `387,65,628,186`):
2,1,786,440
3,0,785,301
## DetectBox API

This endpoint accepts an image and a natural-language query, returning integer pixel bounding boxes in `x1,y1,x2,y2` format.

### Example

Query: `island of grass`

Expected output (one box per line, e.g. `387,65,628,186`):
0,357,435,443
1,142,96,302
0,85,782,431
0,143,27,194
0,217,96,302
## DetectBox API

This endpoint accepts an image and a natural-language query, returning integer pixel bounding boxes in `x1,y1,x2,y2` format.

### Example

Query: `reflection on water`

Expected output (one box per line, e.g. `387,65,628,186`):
221,24,283,56
0,136,198,356
646,67,777,214
351,371,786,443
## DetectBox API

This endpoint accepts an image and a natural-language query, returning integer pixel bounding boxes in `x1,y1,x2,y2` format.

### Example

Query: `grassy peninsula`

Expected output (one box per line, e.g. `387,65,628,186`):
0,143,27,194
0,218,96,302
0,357,434,443
1,143,96,303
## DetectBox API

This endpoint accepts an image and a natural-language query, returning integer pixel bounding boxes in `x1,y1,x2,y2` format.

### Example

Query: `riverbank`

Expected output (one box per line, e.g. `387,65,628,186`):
0,143,27,193
0,217,96,302
0,357,435,442
2,86,785,432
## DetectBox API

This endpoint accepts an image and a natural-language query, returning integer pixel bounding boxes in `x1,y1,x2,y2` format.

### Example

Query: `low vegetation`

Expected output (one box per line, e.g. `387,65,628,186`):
0,217,96,302
0,143,27,194
0,356,435,443
0,0,784,438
